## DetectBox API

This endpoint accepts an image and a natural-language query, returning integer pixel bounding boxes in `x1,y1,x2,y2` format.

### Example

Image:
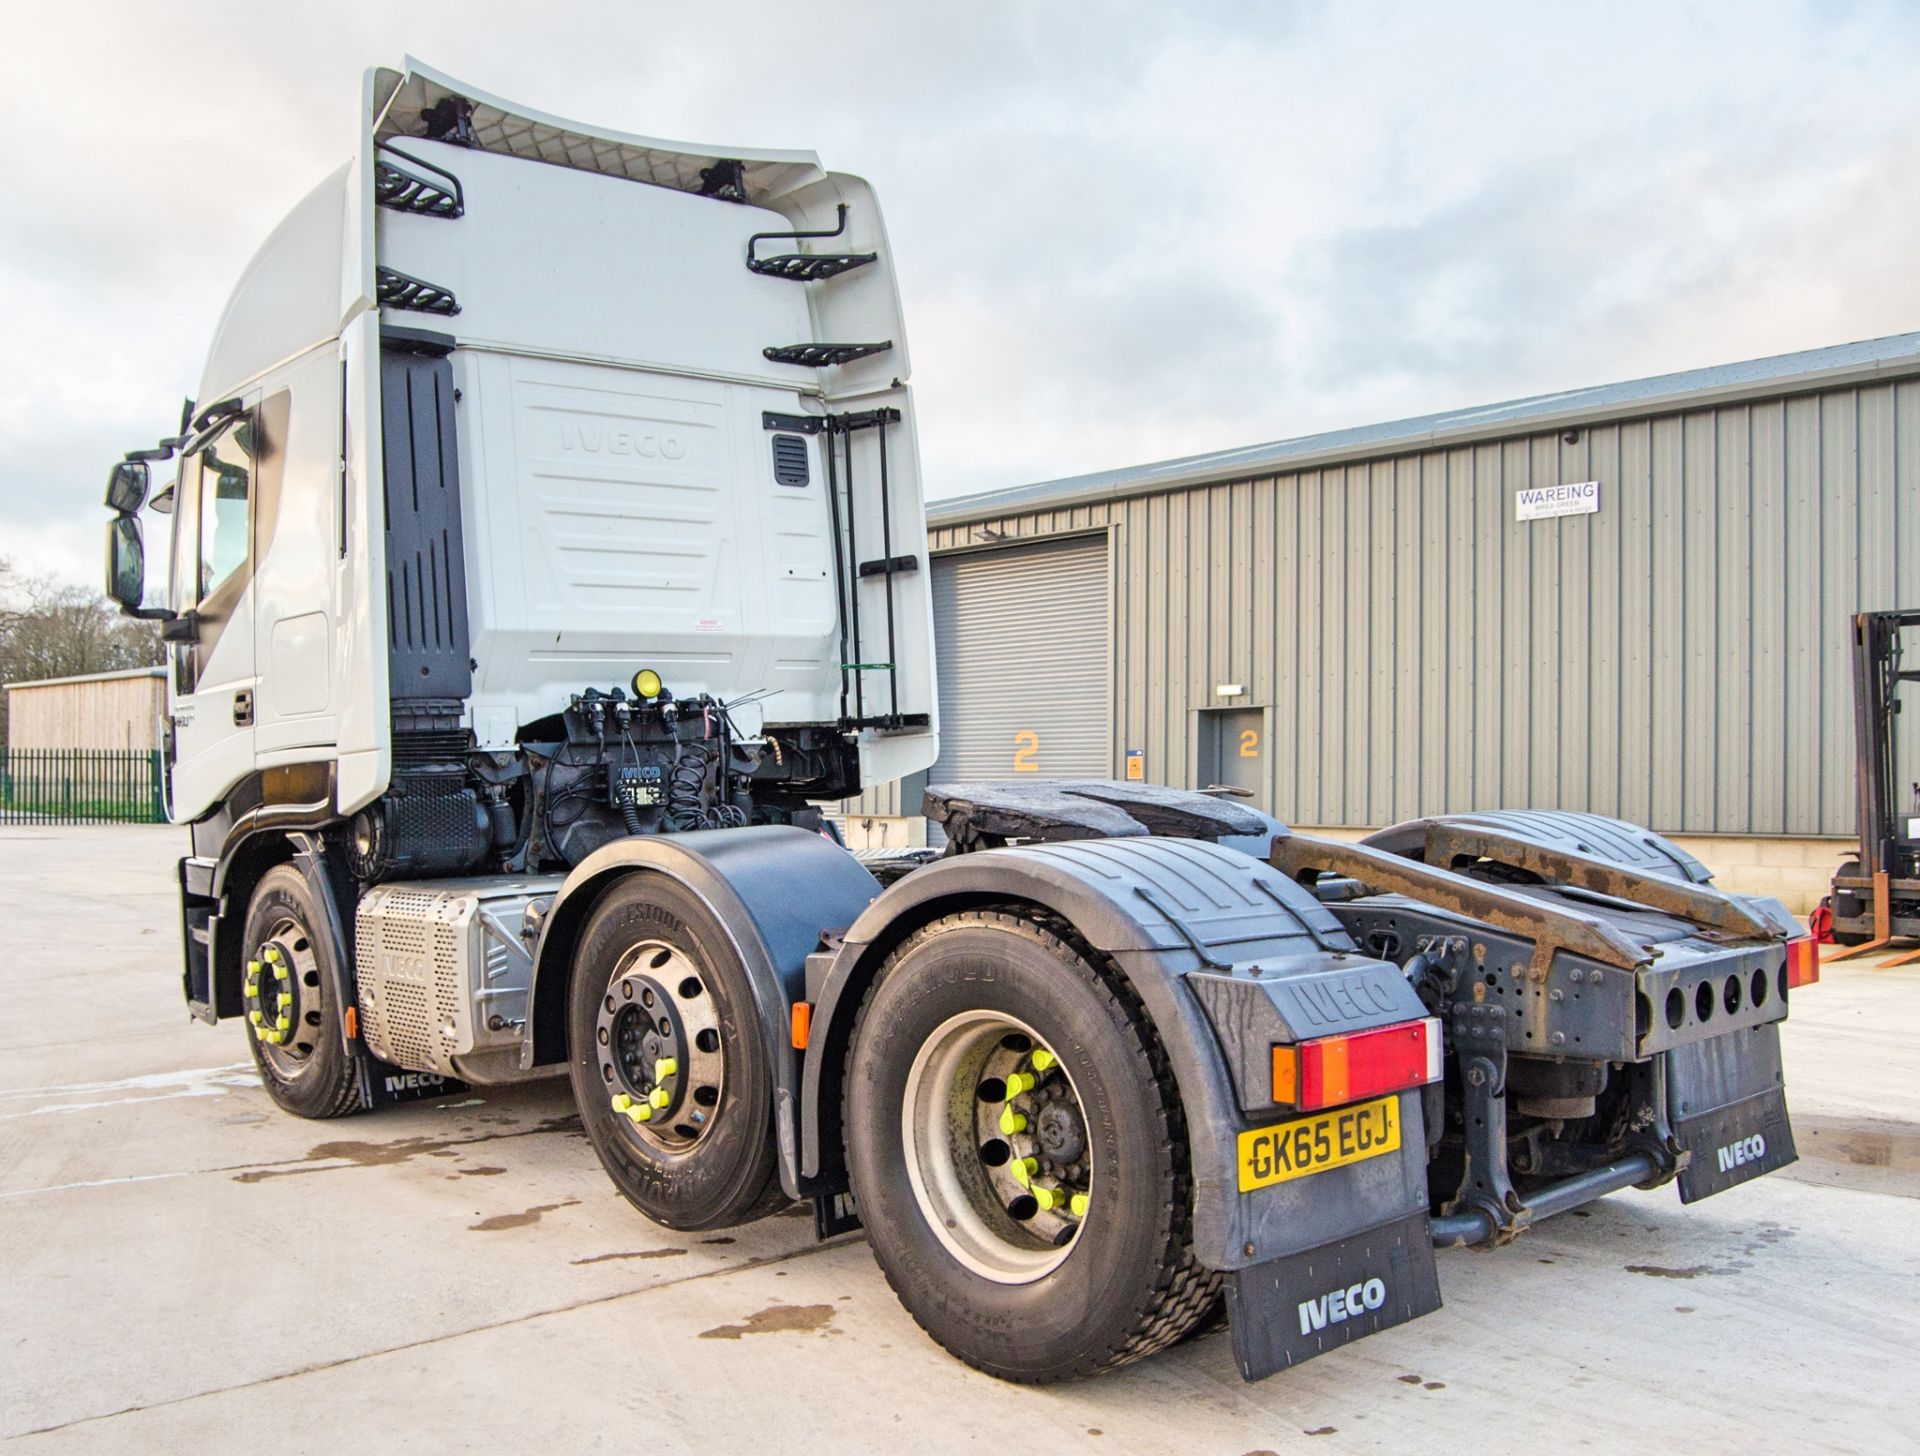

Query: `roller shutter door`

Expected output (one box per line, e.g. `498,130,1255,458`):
930,534,1111,791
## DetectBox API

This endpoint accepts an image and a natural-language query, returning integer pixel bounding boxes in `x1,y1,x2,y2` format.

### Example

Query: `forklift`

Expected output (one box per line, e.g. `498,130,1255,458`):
1826,609,1920,960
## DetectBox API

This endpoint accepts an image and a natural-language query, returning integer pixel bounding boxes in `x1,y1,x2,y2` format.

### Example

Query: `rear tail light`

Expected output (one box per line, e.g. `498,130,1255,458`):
1271,1017,1442,1112
1786,936,1820,989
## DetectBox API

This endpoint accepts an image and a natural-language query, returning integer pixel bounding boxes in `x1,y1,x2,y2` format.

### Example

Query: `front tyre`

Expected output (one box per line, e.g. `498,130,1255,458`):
241,864,362,1120
844,910,1220,1382
567,874,787,1231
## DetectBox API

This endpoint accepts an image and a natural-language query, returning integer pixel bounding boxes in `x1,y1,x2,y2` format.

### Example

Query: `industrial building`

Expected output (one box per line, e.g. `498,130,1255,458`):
841,332,1920,910
3,666,166,752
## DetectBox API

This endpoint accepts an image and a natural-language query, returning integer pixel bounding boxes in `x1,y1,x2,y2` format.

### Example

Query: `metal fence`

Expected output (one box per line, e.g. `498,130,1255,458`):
0,749,165,825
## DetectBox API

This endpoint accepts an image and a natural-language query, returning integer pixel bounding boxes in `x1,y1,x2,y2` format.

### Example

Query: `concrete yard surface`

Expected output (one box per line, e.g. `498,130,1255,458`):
1,825,1915,1455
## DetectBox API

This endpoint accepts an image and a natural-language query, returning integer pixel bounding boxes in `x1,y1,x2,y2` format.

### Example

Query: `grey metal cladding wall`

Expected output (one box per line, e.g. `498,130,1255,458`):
929,376,1920,837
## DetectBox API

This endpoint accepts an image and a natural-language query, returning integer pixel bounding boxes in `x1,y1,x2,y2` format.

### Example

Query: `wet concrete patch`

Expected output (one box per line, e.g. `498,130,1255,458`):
1625,1264,1715,1279
570,1248,688,1265
469,1200,579,1232
230,1117,581,1184
698,1304,836,1340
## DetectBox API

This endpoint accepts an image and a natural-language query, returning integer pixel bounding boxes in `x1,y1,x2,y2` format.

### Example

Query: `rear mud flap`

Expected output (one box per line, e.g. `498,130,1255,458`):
1225,1209,1441,1380
1665,1023,1797,1203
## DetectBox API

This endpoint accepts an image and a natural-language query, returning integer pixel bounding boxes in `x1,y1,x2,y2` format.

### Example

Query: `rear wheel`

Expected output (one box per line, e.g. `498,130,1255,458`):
844,910,1219,1382
241,865,362,1120
567,874,787,1230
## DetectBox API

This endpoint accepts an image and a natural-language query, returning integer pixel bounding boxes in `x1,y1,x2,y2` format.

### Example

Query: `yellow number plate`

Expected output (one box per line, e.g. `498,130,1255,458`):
1237,1095,1401,1192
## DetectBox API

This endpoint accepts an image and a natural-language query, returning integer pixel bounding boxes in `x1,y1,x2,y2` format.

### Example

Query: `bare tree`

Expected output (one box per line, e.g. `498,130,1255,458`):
0,560,164,742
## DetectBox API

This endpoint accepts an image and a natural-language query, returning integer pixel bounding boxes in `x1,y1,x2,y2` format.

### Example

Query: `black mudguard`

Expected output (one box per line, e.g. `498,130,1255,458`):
523,825,881,1199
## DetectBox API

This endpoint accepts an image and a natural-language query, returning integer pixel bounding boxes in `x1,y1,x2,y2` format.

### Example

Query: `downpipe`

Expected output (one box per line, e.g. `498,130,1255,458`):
1427,1152,1661,1248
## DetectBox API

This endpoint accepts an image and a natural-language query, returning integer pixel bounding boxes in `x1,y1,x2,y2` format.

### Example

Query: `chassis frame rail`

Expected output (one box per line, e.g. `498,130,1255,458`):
1418,823,1780,940
1268,833,1654,977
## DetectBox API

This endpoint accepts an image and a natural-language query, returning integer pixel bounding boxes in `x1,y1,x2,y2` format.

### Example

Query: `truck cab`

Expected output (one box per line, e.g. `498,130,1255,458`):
103,59,937,1021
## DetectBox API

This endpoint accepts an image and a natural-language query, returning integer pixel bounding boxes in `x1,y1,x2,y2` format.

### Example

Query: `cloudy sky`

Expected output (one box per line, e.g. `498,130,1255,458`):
4,0,1919,588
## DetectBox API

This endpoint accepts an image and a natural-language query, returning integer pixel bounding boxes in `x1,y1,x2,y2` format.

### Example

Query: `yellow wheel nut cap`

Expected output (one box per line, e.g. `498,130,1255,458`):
1010,1158,1034,1188
276,1015,291,1031
649,1087,671,1110
277,993,293,1008
628,1105,653,1123
611,1093,634,1113
655,1057,678,1079
1031,1049,1056,1071
1032,1186,1060,1212
266,947,282,963
246,960,262,975
998,1108,1027,1135
1069,1192,1089,1218
248,1010,264,1026
1005,1072,1032,1096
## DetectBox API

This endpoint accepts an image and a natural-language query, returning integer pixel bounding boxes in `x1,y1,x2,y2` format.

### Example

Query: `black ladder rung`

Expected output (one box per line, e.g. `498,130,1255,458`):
377,266,461,317
374,142,466,219
764,341,892,368
748,252,877,282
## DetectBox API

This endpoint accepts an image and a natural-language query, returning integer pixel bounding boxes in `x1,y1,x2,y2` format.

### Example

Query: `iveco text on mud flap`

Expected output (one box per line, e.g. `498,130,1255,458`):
104,62,1818,1386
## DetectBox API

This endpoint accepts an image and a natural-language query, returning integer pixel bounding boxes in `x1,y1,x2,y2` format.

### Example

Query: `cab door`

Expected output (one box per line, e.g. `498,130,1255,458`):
165,405,259,819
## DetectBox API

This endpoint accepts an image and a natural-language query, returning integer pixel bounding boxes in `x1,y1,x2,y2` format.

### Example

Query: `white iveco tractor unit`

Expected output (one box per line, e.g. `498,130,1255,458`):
106,61,1820,1384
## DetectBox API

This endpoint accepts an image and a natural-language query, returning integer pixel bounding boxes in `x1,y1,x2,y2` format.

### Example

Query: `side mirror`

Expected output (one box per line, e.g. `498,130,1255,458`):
106,459,150,514
105,514,147,612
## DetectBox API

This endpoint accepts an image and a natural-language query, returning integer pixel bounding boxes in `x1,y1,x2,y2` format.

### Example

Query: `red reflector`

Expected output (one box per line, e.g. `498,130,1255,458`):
1786,936,1820,989
1272,1018,1441,1111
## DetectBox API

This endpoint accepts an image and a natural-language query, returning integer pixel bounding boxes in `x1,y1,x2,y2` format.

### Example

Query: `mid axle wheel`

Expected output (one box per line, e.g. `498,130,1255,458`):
568,874,787,1230
846,910,1220,1382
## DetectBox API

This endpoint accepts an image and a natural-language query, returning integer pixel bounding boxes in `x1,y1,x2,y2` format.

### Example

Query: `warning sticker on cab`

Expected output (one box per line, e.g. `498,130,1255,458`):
1237,1095,1401,1192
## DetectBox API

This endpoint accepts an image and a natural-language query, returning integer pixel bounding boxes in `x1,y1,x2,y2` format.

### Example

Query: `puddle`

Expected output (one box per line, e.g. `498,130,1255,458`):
571,1248,688,1265
469,1199,578,1232
1624,1264,1715,1279
699,1304,836,1340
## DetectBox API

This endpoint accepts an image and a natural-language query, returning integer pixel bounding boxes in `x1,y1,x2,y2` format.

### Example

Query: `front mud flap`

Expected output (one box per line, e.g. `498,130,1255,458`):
362,1059,470,1110
1225,1209,1441,1380
1666,1023,1797,1203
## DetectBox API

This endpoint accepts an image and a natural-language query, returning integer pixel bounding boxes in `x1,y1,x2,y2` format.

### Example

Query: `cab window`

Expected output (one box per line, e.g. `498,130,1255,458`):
193,419,256,603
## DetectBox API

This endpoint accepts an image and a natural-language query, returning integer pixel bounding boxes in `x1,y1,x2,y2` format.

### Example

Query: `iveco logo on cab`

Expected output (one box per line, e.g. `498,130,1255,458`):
1716,1133,1766,1173
1298,1277,1387,1335
559,421,687,460
383,1073,445,1093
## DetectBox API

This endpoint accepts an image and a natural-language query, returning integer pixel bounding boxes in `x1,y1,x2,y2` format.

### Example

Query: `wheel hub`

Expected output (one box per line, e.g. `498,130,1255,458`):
1034,1097,1087,1166
594,941,724,1152
245,917,320,1069
901,1013,1093,1285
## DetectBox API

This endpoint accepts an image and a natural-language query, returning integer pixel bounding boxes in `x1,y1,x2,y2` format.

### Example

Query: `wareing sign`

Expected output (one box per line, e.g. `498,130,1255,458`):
1515,479,1599,522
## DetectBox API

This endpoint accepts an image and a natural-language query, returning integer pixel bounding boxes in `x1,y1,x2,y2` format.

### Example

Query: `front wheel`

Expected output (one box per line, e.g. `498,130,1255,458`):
844,910,1220,1382
241,864,362,1120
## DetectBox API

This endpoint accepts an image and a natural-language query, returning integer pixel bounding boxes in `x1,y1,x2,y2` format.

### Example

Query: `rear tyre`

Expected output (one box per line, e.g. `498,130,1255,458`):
567,874,788,1230
241,864,362,1120
844,910,1220,1382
